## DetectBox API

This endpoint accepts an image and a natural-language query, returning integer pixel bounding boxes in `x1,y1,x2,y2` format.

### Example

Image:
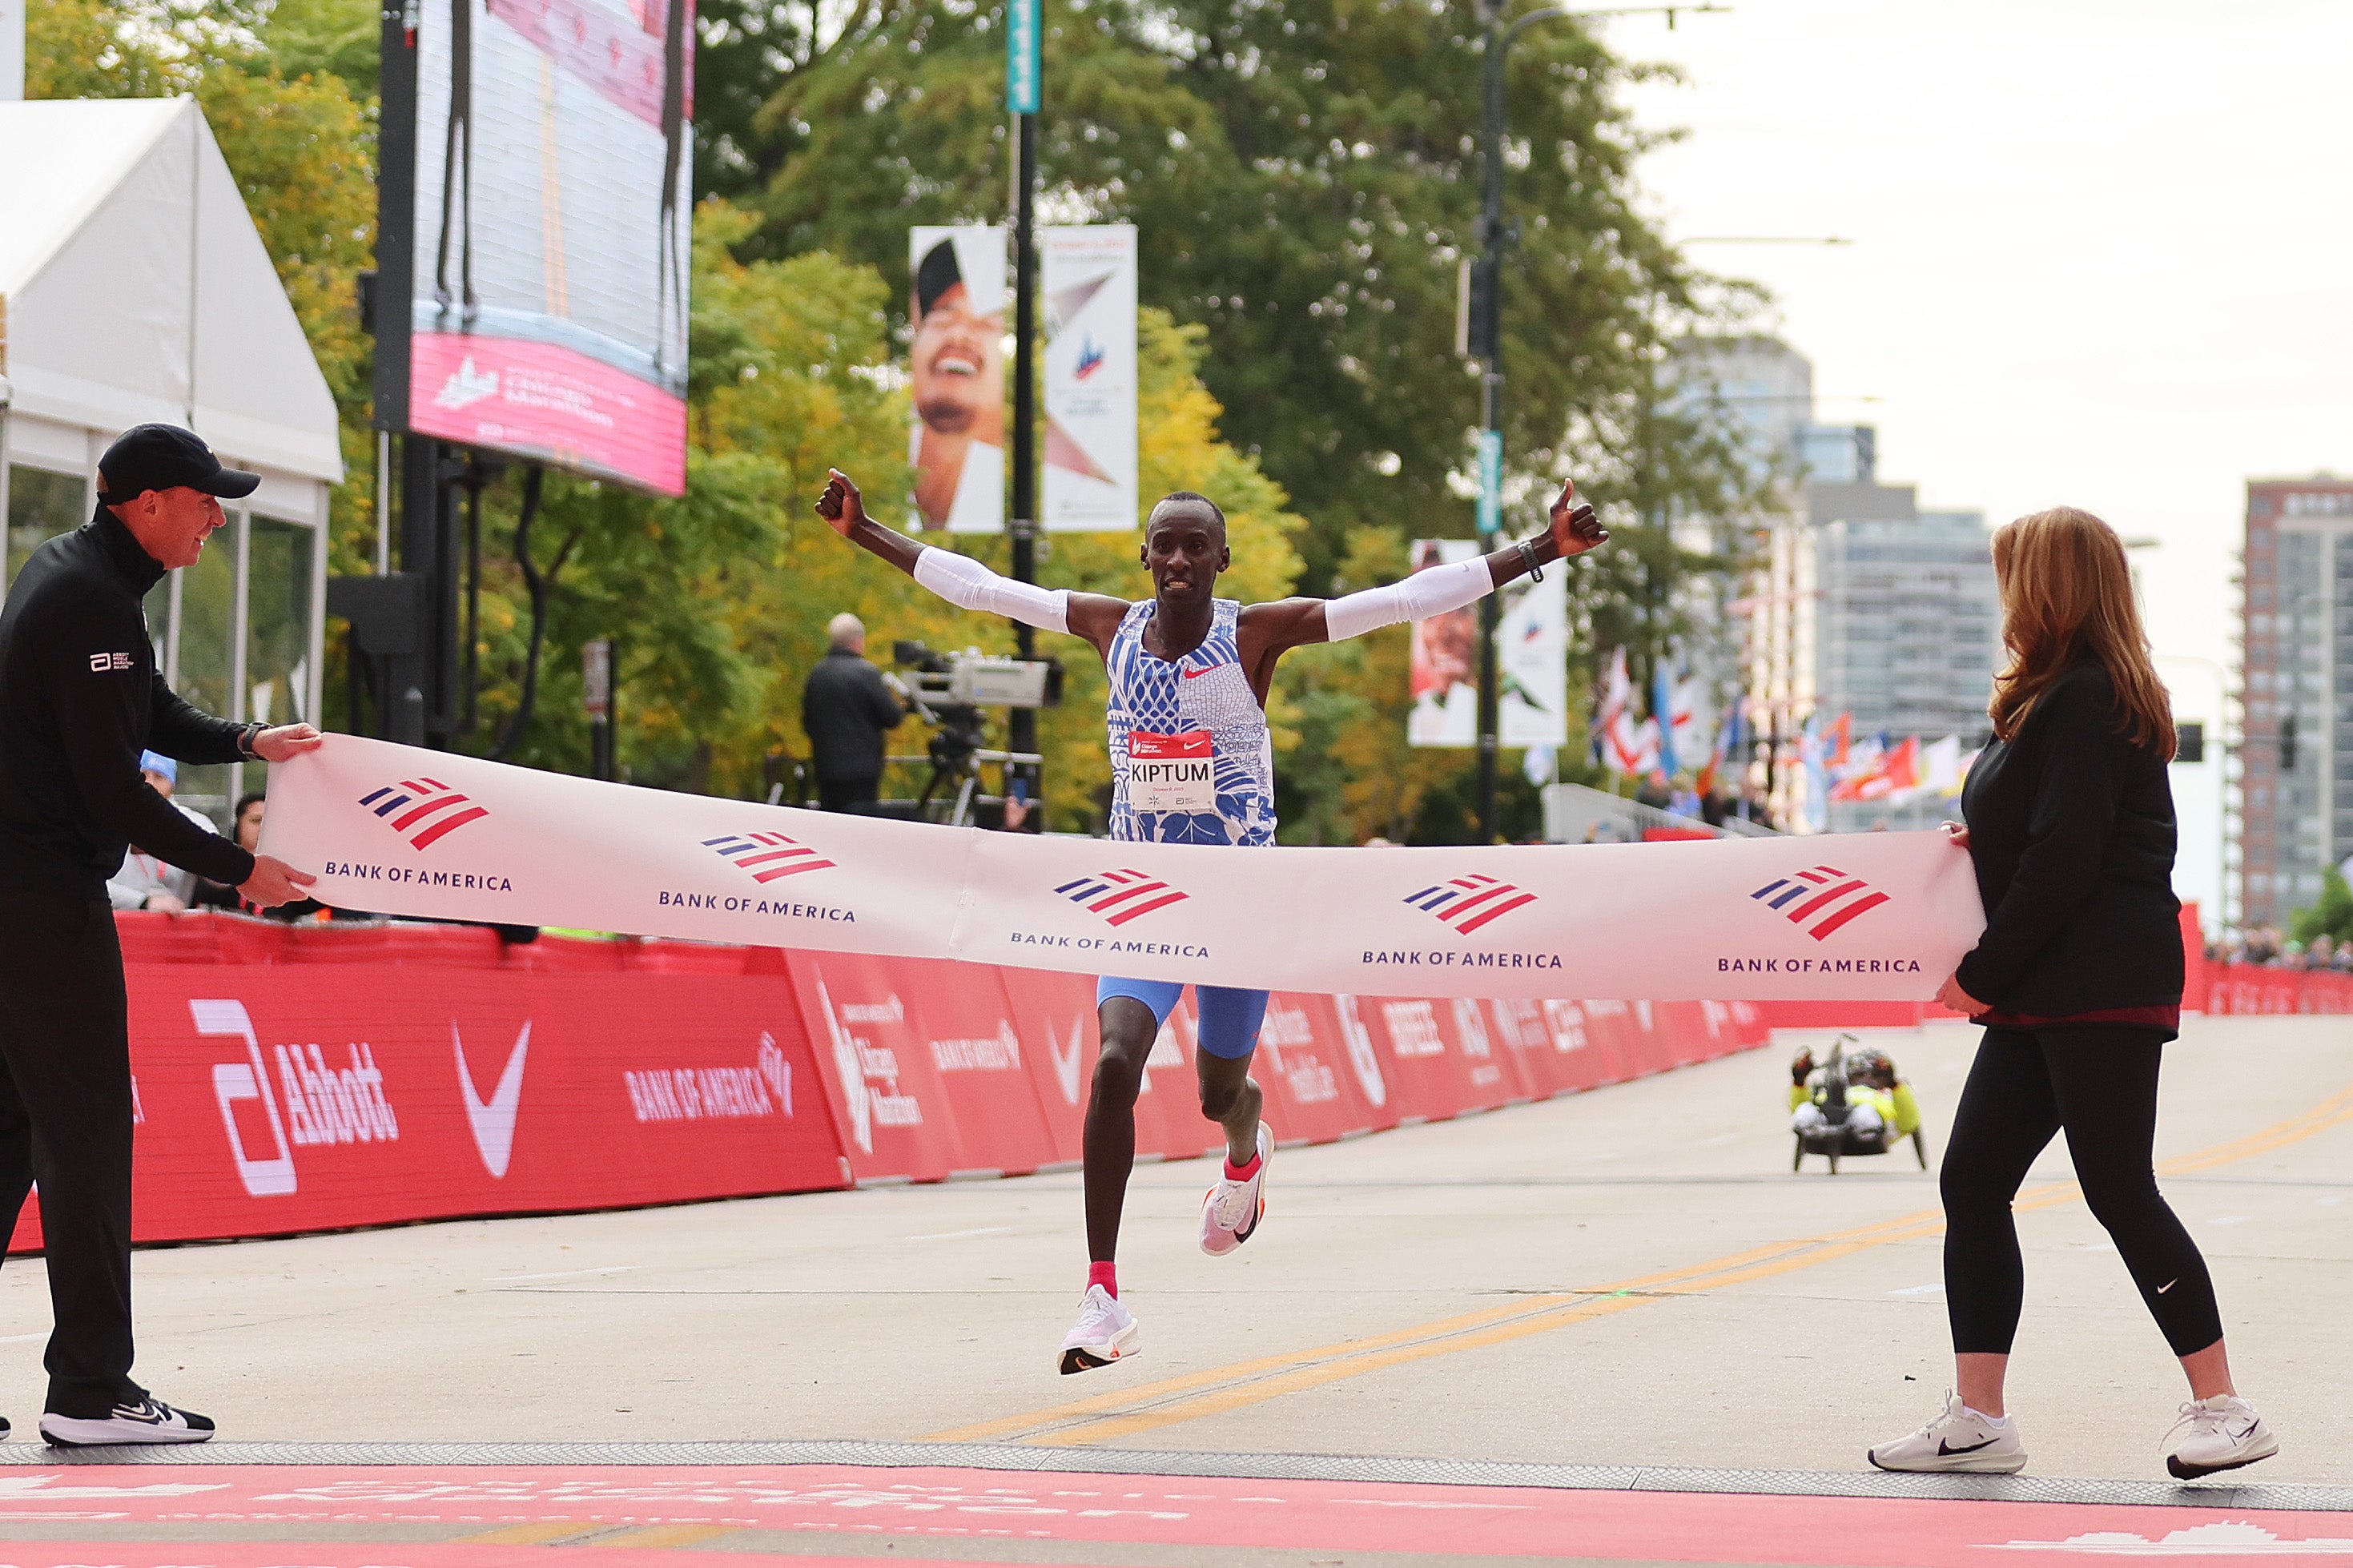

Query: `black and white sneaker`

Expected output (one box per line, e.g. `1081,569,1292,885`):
40,1398,215,1447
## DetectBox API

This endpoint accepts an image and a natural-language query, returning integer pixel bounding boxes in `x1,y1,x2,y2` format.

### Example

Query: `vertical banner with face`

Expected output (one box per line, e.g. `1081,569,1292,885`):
405,0,694,496
907,226,1007,534
1407,540,1568,749
1041,225,1139,531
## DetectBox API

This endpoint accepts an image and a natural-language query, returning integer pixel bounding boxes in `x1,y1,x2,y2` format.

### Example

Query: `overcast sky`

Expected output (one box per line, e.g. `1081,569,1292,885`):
1616,0,2351,690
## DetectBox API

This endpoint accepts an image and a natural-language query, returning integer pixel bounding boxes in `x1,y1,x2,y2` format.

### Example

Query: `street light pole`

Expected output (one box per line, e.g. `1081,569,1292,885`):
1007,0,1042,807
1468,0,1723,844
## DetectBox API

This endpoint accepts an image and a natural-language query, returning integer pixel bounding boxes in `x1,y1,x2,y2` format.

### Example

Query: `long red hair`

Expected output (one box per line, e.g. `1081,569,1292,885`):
1988,507,2174,758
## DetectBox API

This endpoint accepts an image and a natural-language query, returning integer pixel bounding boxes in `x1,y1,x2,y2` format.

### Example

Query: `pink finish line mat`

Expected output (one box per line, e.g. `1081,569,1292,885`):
0,1462,2342,1565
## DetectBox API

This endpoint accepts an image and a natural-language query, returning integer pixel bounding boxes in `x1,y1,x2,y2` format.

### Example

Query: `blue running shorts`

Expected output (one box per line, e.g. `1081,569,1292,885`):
1095,977,1269,1060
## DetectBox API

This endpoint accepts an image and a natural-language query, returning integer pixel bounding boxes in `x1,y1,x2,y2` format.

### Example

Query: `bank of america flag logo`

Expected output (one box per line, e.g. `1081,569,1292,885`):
704,831,835,883
1056,867,1187,927
360,777,488,850
1751,864,1889,941
1405,873,1535,935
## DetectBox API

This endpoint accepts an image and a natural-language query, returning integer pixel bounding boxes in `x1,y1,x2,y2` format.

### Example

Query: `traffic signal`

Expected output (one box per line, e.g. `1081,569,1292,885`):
2281,712,2299,772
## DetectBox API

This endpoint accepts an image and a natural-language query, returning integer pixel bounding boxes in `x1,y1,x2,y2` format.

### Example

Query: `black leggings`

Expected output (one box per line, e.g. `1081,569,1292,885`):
1941,1025,2223,1359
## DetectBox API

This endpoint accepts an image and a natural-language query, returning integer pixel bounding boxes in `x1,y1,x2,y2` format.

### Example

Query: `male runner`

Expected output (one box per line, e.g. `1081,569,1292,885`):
815,469,1607,1372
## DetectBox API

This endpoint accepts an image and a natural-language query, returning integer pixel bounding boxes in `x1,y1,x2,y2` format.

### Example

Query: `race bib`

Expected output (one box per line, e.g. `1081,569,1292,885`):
1128,730,1217,814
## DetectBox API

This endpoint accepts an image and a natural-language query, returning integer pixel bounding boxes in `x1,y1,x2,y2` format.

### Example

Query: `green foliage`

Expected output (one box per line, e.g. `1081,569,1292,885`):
33,0,1772,842
29,0,384,581
2290,866,2353,950
732,0,1770,573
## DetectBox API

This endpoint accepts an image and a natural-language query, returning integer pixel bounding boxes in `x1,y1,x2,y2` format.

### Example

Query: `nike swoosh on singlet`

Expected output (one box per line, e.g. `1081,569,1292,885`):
1937,1437,1999,1456
1181,665,1224,679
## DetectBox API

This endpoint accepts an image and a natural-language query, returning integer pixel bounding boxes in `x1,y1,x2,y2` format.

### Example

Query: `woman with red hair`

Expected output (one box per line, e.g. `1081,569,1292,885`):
1868,507,2277,1481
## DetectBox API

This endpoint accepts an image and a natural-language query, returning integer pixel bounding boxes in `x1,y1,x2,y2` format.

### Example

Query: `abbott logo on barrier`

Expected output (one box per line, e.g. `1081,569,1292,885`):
196,1001,404,1198
1749,865,1890,942
358,777,489,850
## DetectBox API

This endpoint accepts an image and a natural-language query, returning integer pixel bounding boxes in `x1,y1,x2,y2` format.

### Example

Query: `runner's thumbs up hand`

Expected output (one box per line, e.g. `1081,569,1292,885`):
1548,478,1607,557
239,854,316,911
815,469,867,537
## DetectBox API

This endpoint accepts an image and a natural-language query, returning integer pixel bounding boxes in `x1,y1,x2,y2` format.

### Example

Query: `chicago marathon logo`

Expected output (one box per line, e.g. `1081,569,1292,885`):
359,777,489,850
1403,873,1536,935
1750,864,1889,941
703,830,836,884
1055,867,1188,927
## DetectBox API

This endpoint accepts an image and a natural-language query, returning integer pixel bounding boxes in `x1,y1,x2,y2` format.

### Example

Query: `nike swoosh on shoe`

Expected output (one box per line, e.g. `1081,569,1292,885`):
1937,1437,1998,1456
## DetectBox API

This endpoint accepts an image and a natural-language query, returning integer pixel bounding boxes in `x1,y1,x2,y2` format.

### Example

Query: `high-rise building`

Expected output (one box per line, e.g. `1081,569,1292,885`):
1676,339,1997,831
1804,493,2001,832
2233,477,2353,931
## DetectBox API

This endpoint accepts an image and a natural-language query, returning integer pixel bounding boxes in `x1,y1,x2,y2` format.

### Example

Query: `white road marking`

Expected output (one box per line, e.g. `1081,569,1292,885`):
491,1266,636,1282
1888,1283,1945,1296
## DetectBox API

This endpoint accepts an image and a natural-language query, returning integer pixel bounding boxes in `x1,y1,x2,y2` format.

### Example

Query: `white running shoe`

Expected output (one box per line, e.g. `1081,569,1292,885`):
1057,1285,1140,1376
40,1397,215,1448
1201,1124,1271,1257
1867,1392,2027,1474
2164,1394,2279,1479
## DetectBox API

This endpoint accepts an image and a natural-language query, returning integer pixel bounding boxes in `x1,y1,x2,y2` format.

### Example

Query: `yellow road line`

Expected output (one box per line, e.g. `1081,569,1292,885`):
929,1080,2353,1446
589,1525,738,1549
457,1522,597,1546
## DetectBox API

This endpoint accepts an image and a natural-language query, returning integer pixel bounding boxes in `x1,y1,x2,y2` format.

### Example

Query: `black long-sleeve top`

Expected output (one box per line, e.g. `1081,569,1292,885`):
1954,659,2182,1019
801,648,907,782
0,511,255,897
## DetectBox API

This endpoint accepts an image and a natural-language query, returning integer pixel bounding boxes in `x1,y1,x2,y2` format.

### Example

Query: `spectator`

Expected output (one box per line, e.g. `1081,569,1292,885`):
194,794,323,922
105,754,218,913
800,613,909,814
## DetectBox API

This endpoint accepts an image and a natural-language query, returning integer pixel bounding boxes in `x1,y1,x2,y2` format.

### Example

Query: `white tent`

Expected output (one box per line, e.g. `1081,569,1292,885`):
0,97,344,819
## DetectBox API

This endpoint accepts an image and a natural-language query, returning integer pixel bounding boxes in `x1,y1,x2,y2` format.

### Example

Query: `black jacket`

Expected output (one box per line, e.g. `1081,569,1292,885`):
801,648,907,782
1954,660,2182,1015
0,513,255,896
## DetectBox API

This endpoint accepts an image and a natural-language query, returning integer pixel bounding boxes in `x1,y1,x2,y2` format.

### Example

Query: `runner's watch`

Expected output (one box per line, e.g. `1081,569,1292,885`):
235,722,264,759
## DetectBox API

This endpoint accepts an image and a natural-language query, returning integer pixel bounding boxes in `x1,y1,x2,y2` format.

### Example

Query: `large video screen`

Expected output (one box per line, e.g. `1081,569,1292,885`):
404,0,692,496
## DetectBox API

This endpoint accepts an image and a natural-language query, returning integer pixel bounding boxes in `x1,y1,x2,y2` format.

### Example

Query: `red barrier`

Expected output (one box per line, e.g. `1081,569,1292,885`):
784,951,1067,1183
2202,963,2353,1015
14,919,846,1252
2,915,1787,1252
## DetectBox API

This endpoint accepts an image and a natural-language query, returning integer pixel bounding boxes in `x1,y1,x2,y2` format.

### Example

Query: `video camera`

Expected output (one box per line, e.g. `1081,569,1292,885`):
891,641,1065,710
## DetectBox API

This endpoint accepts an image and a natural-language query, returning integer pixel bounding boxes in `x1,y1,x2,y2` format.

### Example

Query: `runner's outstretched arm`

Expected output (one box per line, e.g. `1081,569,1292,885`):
1238,478,1608,659
816,469,1131,655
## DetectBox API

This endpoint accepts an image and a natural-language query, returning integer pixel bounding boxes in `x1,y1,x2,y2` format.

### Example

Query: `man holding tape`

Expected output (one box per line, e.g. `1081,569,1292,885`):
817,466,1609,1373
0,424,320,1445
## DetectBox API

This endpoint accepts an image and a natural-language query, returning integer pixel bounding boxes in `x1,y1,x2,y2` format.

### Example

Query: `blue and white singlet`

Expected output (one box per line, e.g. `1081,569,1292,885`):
1104,598,1275,846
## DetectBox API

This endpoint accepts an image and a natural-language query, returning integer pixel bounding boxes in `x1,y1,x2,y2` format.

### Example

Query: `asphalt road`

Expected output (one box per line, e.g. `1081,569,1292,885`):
0,1014,2336,1490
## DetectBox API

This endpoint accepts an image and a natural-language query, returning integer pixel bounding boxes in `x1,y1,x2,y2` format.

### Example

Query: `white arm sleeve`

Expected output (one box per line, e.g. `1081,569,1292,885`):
912,547,1071,634
1322,555,1494,642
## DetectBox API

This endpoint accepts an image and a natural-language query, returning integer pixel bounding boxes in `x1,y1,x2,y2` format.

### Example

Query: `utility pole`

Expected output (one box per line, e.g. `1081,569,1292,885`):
1006,0,1042,807
1468,0,1722,843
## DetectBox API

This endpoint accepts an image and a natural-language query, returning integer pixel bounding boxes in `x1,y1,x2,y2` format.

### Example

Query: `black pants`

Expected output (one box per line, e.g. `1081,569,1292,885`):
818,777,879,814
1942,1025,2222,1359
0,887,142,1417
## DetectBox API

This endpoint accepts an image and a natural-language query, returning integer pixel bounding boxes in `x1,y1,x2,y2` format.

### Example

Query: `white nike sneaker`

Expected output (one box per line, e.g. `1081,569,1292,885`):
41,1397,215,1447
2164,1394,2279,1479
1201,1124,1271,1257
1057,1285,1140,1376
1868,1392,2027,1474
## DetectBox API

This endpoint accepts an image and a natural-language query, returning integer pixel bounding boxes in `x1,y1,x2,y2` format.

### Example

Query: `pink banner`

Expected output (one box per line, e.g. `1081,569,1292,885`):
410,332,687,497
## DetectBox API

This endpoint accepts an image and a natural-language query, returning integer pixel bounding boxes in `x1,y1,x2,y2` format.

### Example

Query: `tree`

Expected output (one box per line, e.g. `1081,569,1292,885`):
2290,866,2353,951
741,0,1766,581
452,205,1304,829
29,0,384,581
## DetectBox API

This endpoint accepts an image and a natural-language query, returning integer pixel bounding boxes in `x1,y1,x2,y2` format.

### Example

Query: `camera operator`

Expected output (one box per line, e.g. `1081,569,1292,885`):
800,613,909,813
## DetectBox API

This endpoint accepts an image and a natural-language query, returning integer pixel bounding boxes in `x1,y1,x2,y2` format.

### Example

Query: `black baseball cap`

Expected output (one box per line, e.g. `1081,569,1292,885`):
915,238,963,316
95,424,259,506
